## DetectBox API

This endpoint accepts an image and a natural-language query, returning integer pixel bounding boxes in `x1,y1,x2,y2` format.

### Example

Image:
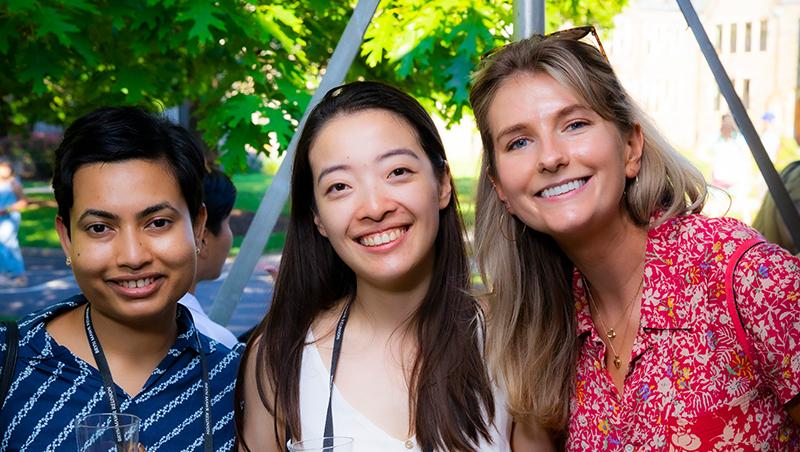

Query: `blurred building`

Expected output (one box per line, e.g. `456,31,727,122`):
607,0,799,154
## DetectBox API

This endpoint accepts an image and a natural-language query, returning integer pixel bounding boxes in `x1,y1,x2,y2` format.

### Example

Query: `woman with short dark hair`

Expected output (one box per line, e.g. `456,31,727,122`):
0,106,241,450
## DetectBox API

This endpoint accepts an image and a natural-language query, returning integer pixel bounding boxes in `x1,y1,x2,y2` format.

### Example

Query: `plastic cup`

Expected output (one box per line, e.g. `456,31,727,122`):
287,436,354,451
75,413,141,452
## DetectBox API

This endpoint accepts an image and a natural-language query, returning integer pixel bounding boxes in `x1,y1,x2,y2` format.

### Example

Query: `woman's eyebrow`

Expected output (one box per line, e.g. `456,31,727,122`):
78,209,116,222
317,164,352,185
137,202,179,219
376,148,420,162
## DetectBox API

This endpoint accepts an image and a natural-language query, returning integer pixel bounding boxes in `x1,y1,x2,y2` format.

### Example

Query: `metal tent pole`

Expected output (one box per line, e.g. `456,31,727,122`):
209,0,381,325
675,0,800,246
514,0,545,40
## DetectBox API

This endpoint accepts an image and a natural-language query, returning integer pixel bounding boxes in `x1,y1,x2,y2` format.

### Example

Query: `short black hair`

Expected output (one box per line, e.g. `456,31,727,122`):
203,167,237,236
52,106,206,234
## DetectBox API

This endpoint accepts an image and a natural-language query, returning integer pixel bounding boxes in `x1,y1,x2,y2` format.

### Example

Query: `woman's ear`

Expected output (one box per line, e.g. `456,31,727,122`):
313,212,329,237
194,204,208,248
486,165,510,204
438,164,453,210
55,215,73,260
198,232,209,259
624,123,644,179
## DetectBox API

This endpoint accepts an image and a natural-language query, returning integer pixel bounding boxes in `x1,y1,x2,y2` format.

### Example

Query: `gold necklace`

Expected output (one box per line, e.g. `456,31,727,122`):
584,277,643,369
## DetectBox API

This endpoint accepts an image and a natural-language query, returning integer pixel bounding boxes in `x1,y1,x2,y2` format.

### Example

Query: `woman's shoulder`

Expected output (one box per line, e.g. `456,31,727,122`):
653,214,763,254
17,295,86,333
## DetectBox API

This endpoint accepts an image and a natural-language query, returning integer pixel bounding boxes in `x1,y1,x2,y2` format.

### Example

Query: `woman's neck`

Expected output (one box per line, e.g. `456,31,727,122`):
349,271,432,334
345,246,437,333
560,212,648,313
87,304,178,360
46,302,178,396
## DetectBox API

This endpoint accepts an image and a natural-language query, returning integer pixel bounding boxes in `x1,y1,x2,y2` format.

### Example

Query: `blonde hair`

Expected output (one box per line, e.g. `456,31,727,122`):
469,36,707,432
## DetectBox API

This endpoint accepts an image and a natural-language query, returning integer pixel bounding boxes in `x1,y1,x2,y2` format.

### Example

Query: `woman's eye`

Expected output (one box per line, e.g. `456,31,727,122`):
566,120,589,132
390,168,410,177
508,137,530,151
327,183,348,194
150,218,172,229
87,224,108,235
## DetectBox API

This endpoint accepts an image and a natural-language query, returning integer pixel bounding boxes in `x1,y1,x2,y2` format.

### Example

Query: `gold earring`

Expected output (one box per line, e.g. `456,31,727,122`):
499,210,516,242
65,256,72,267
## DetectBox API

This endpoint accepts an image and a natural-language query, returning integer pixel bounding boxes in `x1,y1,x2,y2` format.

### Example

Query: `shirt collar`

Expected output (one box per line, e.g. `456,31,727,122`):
574,274,594,337
639,215,694,331
574,214,693,337
174,302,215,355
21,294,214,360
177,292,202,313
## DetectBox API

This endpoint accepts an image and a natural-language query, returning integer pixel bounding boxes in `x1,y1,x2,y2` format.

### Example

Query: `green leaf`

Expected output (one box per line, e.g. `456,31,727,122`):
218,94,264,129
113,66,155,102
17,49,52,94
34,6,80,46
443,53,471,104
218,122,265,172
69,34,98,66
0,21,15,53
5,0,39,13
177,0,227,44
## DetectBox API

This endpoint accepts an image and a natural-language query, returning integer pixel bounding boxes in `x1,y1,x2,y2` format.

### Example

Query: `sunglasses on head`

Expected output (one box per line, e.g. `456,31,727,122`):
480,25,607,61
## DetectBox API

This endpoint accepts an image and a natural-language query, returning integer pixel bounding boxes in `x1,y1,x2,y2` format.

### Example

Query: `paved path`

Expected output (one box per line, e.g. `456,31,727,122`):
0,248,276,338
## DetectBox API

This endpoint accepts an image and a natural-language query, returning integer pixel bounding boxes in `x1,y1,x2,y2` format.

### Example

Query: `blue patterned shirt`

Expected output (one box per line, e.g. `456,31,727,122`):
0,294,242,451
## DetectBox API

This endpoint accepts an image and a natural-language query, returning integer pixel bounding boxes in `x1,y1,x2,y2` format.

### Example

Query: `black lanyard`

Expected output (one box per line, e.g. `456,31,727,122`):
84,305,213,452
322,301,432,452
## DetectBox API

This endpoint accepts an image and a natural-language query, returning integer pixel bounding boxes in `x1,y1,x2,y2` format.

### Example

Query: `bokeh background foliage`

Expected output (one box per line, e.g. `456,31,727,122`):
1,0,627,171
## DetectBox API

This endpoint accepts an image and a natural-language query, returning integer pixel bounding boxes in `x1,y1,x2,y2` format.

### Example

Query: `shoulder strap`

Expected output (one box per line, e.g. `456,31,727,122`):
724,237,765,363
0,320,19,409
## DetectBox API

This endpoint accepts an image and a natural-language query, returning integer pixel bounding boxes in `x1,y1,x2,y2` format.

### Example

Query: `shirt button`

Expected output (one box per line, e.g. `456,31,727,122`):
624,445,635,452
405,440,414,449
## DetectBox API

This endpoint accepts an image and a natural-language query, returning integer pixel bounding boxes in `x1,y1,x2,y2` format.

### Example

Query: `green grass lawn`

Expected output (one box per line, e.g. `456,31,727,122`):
20,190,60,248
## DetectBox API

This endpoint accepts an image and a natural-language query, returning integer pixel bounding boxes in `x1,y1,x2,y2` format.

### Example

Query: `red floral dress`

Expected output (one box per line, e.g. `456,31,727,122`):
567,214,800,451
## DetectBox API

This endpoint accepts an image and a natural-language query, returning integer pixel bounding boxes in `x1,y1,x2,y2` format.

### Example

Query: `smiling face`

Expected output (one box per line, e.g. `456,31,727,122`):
309,109,451,290
56,158,205,325
486,71,643,245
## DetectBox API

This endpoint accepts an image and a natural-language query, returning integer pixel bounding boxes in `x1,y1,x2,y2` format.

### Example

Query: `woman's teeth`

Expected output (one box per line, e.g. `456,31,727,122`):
359,227,406,247
540,179,586,198
118,278,154,289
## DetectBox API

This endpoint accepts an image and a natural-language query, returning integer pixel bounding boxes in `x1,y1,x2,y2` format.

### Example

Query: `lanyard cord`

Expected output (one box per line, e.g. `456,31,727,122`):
84,305,214,452
321,301,432,452
322,300,352,449
196,325,214,452
84,305,123,443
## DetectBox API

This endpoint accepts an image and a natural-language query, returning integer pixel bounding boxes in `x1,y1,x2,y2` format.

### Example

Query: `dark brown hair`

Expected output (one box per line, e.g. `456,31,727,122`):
235,81,495,451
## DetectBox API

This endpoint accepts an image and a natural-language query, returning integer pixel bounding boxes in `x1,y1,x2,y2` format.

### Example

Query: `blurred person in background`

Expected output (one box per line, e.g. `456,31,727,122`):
0,157,28,286
178,166,240,348
753,161,800,255
709,113,757,222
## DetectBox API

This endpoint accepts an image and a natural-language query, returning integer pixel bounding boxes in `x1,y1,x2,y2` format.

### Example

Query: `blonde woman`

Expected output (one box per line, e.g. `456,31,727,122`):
470,29,800,450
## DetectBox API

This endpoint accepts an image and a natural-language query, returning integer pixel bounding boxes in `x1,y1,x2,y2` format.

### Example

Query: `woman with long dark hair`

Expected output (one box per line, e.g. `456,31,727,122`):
236,81,506,451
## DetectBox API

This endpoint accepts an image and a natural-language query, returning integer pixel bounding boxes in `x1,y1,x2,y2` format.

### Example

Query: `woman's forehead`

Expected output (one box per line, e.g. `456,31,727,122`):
71,159,187,215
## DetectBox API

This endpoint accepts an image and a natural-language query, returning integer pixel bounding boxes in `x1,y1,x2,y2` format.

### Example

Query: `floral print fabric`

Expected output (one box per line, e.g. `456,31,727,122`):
567,214,800,451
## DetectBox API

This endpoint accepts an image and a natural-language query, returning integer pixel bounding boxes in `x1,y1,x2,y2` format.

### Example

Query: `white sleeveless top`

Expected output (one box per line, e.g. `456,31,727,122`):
297,332,512,451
